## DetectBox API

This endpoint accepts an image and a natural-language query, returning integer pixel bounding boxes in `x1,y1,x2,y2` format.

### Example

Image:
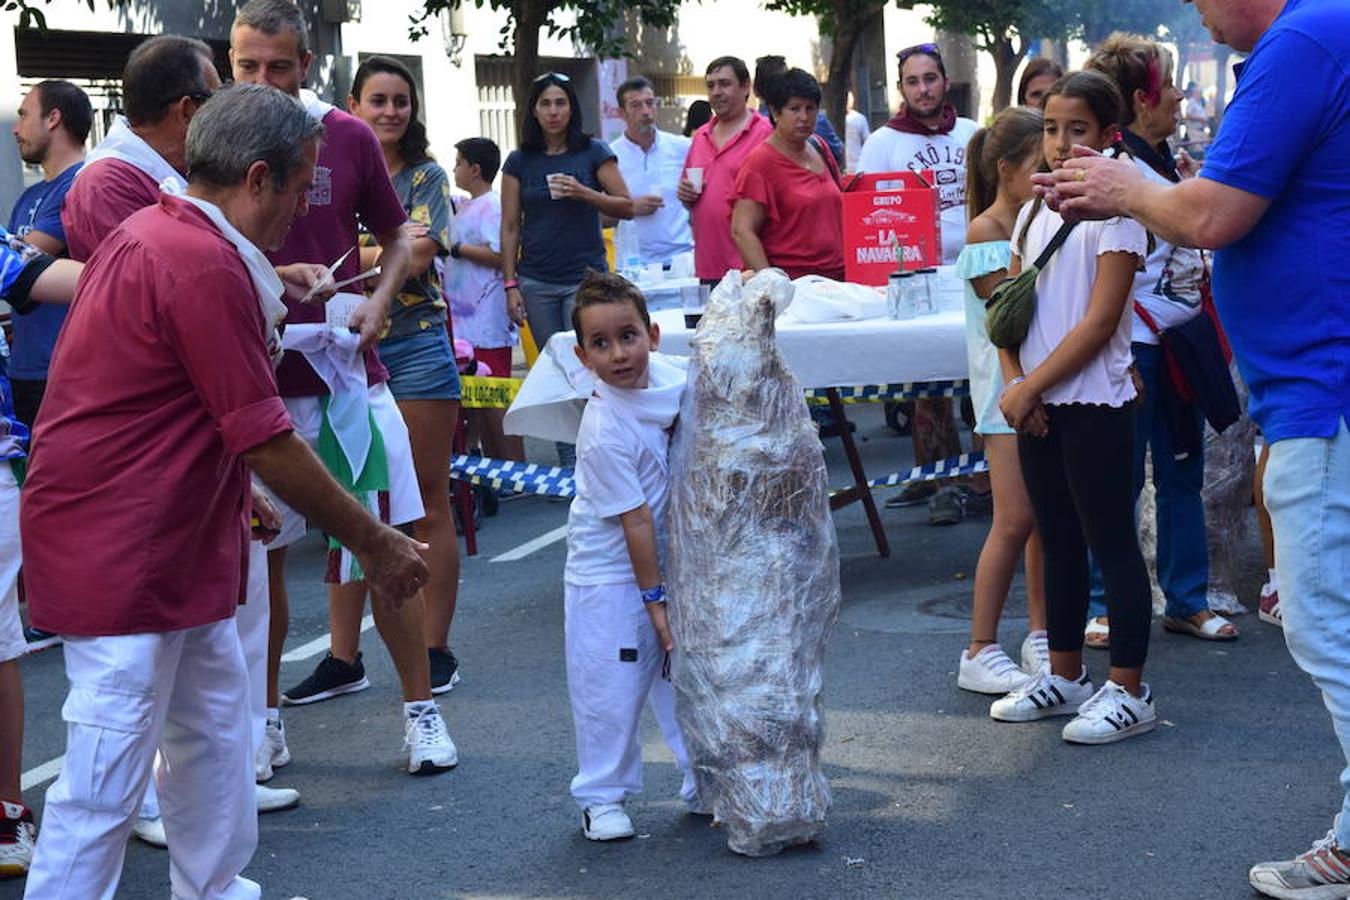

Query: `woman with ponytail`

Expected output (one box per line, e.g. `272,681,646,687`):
955,107,1051,695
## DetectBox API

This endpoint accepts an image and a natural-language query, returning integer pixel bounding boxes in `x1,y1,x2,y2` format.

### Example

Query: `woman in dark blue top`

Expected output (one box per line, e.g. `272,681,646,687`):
501,73,635,353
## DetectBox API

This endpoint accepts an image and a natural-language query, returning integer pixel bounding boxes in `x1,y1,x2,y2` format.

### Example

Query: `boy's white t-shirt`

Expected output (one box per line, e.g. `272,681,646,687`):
1012,202,1147,408
855,117,980,264
565,393,672,586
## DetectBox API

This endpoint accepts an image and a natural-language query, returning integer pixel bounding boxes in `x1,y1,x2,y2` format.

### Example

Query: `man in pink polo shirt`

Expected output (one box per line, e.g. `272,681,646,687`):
678,56,772,282
20,83,428,900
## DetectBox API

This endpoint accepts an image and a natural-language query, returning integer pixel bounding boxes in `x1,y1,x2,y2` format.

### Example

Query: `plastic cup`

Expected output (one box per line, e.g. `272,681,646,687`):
686,167,704,192
547,173,567,200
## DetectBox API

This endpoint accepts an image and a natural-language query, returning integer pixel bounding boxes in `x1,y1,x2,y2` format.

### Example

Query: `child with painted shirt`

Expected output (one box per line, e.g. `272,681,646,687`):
564,272,699,841
988,71,1156,745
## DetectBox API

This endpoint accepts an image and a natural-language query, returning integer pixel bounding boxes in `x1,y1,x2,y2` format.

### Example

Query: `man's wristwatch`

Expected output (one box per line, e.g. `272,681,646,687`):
640,584,667,606
450,241,462,259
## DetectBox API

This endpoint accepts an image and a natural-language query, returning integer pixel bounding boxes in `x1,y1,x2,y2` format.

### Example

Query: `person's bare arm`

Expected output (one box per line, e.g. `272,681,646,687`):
575,159,635,220
730,198,770,271
457,243,502,269
500,173,527,325
1036,148,1270,249
347,225,411,350
244,431,428,608
22,230,64,256
28,258,82,304
619,502,673,652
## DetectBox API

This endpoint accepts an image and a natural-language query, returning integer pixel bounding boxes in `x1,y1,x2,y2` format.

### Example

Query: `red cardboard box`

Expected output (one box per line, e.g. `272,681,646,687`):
841,171,941,286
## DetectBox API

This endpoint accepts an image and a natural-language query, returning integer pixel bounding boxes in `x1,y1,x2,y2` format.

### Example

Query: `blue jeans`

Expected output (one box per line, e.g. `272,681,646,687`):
1089,343,1209,619
1265,418,1350,846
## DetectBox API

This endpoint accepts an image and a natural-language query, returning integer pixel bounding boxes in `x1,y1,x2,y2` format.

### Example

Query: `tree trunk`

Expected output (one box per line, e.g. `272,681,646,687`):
1213,44,1231,126
510,0,550,139
822,1,876,135
989,34,1022,114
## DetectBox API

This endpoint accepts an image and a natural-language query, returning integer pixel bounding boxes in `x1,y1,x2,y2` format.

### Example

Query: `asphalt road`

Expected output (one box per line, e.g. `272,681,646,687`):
3,405,1339,900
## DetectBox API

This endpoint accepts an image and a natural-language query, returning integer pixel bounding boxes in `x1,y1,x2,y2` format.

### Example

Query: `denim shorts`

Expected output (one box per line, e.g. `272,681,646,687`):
378,327,462,401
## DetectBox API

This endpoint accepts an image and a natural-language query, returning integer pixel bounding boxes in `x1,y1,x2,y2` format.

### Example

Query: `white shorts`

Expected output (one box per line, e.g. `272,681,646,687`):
266,382,424,549
0,464,27,663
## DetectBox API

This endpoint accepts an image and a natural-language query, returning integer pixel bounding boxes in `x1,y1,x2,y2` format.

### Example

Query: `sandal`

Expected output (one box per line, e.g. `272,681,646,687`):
1162,611,1239,641
1084,616,1110,650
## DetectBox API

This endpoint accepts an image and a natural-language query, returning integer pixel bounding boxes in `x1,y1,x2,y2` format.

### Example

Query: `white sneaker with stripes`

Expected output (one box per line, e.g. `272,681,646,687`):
989,667,1095,722
958,644,1034,694
1062,681,1156,745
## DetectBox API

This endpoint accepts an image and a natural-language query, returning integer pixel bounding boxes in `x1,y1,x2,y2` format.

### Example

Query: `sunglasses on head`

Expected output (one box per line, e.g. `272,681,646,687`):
533,71,571,84
896,43,942,66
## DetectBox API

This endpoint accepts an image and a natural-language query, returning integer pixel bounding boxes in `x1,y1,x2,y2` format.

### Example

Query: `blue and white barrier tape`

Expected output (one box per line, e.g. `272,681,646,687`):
805,380,970,404
450,455,577,498
866,452,987,488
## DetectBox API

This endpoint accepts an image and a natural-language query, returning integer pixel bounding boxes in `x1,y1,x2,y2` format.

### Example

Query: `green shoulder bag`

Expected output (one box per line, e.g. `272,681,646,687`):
984,219,1077,349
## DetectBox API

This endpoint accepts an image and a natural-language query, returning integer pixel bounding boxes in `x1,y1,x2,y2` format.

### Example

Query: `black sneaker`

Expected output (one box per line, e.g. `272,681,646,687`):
927,487,966,526
429,648,461,695
884,481,937,509
281,652,370,706
23,626,61,653
963,487,994,516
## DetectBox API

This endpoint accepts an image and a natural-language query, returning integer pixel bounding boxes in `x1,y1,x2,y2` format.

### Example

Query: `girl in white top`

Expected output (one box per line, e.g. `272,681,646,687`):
988,71,1157,746
953,107,1050,696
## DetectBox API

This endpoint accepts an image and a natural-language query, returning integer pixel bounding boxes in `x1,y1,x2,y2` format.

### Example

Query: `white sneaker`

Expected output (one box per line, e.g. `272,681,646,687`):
404,703,458,774
990,667,1095,722
1020,630,1049,675
131,815,168,848
256,717,292,783
255,784,300,813
0,801,36,877
582,803,635,841
958,644,1034,694
1062,681,1156,745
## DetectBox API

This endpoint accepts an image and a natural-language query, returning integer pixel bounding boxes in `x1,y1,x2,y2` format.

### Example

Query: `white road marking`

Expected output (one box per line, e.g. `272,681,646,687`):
21,755,63,791
280,614,375,663
490,524,568,562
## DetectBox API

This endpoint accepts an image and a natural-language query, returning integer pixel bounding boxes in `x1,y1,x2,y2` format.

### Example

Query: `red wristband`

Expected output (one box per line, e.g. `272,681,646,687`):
503,279,520,291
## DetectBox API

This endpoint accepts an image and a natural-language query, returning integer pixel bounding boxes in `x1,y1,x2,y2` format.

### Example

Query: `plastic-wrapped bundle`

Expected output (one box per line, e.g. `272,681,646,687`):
666,270,841,857
1202,363,1256,614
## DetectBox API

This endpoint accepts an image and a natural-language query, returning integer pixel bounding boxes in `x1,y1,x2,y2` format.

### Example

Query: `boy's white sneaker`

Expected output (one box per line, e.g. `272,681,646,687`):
130,815,168,848
1020,630,1050,675
255,717,291,783
990,666,1095,722
1062,681,1157,745
583,803,635,841
0,801,36,877
958,644,1034,694
404,702,458,774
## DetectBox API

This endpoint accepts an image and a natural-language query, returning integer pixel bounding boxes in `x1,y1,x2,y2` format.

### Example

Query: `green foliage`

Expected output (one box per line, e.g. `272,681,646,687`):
409,0,680,59
763,0,887,37
916,0,1068,55
6,0,126,31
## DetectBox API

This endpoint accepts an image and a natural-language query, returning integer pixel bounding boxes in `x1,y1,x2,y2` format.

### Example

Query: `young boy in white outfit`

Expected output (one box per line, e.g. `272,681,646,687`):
565,272,699,841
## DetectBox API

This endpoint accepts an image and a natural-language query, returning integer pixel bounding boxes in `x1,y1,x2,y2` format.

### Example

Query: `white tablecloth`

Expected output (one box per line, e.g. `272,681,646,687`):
651,306,969,388
505,304,970,444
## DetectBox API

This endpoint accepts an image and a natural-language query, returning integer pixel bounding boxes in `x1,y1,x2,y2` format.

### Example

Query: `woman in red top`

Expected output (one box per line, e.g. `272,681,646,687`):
731,68,844,280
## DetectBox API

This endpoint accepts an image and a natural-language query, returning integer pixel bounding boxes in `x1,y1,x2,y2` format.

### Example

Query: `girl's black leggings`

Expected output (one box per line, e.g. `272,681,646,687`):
1018,402,1153,669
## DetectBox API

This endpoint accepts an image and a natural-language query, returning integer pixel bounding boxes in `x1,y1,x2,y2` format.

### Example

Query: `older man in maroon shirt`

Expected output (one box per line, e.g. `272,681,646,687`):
20,83,428,900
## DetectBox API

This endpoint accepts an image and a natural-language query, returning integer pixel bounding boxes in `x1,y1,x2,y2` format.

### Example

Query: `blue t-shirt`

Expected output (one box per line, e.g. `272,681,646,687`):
1200,0,1349,442
502,139,615,284
6,161,80,381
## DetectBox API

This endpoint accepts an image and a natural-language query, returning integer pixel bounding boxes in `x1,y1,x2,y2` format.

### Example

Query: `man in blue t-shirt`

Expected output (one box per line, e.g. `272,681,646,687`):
1034,1,1350,895
7,79,90,429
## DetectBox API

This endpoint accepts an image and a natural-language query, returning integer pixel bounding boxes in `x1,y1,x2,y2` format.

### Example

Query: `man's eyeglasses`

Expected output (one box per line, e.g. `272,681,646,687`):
896,43,941,66
185,91,214,106
533,71,571,84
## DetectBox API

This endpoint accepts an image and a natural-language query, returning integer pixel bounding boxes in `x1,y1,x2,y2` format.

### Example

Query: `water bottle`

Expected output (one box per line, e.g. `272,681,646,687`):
915,267,939,316
889,272,917,320
614,220,642,280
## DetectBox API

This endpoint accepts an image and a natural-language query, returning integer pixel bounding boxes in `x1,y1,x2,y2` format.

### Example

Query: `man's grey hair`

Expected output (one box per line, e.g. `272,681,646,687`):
233,0,310,58
186,83,324,191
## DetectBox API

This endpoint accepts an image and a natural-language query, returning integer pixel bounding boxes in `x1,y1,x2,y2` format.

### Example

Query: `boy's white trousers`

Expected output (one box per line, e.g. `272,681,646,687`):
565,581,698,810
25,616,259,900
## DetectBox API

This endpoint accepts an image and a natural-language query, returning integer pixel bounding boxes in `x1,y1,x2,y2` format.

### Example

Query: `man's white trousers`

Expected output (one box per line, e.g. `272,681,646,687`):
24,618,259,900
564,580,697,810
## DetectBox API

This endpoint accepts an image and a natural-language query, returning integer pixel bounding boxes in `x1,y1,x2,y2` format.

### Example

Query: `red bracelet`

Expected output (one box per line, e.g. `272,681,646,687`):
503,279,520,290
